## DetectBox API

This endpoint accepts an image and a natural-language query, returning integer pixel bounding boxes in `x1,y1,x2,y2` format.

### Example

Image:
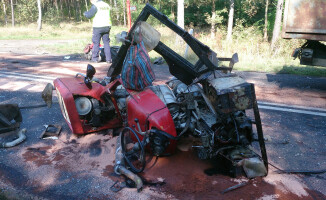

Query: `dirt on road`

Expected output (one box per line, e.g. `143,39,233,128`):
1,52,326,109
0,49,326,200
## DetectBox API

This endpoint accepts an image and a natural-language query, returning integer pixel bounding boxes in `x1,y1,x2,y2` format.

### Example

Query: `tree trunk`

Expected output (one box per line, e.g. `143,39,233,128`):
84,0,88,9
54,0,59,13
68,0,71,19
75,0,79,21
37,0,42,31
271,0,284,50
84,0,90,22
78,0,82,22
226,0,234,41
59,0,63,20
210,0,216,39
10,0,14,27
114,0,119,25
171,4,175,22
123,0,126,26
176,0,184,43
2,0,7,26
264,0,269,42
177,0,184,29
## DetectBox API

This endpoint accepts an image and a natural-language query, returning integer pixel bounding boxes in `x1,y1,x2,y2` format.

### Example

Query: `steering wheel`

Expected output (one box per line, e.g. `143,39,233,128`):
120,127,146,173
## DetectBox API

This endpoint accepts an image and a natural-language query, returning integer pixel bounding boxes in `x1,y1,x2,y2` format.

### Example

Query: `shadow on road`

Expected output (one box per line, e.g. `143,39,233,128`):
267,67,326,91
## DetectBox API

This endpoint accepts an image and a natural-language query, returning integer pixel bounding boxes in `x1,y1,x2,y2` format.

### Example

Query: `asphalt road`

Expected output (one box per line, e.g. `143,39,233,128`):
0,52,325,199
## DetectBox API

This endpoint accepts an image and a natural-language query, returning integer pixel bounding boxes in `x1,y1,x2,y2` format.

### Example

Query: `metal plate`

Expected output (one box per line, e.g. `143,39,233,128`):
282,0,326,41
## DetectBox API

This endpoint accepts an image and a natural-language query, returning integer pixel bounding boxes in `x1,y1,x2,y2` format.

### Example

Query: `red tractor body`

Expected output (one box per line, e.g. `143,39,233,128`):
54,77,177,154
54,77,122,134
126,88,177,154
44,4,268,183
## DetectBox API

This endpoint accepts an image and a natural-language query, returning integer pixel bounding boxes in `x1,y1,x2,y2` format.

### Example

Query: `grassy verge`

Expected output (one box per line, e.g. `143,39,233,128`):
1,23,325,77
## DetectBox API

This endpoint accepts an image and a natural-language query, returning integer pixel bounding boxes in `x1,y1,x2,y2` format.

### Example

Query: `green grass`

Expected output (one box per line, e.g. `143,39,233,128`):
0,22,126,55
1,23,326,77
0,23,91,40
39,39,89,55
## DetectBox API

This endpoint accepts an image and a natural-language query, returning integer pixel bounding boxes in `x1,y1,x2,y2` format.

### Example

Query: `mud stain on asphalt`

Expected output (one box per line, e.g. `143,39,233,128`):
140,149,324,200
22,146,53,167
83,139,102,157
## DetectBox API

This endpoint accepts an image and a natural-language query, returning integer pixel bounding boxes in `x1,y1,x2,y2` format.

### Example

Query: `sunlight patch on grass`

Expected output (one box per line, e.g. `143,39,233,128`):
0,22,127,41
40,39,88,55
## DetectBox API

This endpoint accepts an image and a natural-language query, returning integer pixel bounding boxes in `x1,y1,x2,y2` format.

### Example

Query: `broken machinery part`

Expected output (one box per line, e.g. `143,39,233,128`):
40,124,62,139
0,104,22,134
1,128,27,148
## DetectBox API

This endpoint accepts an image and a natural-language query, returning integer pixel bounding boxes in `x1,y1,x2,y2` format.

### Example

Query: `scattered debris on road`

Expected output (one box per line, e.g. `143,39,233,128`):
221,181,249,194
0,104,22,134
0,128,26,148
41,3,269,192
40,124,62,140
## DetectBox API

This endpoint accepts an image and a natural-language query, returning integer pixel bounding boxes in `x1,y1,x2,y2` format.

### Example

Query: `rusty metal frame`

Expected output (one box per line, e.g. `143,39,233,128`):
282,0,326,41
251,84,268,172
107,3,232,85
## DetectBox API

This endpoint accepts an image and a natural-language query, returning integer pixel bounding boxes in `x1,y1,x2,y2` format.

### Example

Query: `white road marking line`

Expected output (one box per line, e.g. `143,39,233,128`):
0,74,53,83
0,71,56,80
258,105,326,117
26,84,45,92
0,81,29,91
1,71,325,117
258,101,326,112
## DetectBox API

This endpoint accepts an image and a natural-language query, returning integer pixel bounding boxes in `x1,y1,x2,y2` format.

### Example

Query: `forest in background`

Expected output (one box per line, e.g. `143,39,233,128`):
0,0,277,36
1,0,326,76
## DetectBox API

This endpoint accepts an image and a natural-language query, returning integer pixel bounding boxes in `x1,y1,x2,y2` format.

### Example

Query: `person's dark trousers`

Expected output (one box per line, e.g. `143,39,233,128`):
92,26,112,62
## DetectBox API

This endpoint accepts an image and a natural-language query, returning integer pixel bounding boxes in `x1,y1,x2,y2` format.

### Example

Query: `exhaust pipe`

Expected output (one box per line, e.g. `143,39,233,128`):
1,128,27,148
114,134,143,192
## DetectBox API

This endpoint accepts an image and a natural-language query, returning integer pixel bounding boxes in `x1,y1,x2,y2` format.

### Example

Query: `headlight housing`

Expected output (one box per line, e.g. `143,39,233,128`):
56,89,71,124
75,97,92,116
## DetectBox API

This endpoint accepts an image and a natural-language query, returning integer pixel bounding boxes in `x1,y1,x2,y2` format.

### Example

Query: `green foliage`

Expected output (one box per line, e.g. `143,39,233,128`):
0,0,276,30
16,0,38,24
185,1,227,27
204,8,227,27
43,6,60,24
234,0,265,28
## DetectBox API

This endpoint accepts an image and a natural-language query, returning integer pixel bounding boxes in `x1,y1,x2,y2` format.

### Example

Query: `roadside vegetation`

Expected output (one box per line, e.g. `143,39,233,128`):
1,23,325,77
0,0,326,77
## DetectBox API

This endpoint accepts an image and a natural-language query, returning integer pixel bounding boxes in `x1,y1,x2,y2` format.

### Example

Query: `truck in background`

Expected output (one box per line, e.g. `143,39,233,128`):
282,0,326,67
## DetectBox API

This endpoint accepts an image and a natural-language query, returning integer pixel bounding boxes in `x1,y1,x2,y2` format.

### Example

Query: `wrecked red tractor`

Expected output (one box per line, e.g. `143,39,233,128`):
42,3,268,191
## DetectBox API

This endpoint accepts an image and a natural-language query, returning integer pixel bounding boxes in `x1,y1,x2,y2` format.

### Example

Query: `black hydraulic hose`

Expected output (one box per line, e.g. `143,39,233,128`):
246,146,326,176
121,127,146,173
276,169,326,175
